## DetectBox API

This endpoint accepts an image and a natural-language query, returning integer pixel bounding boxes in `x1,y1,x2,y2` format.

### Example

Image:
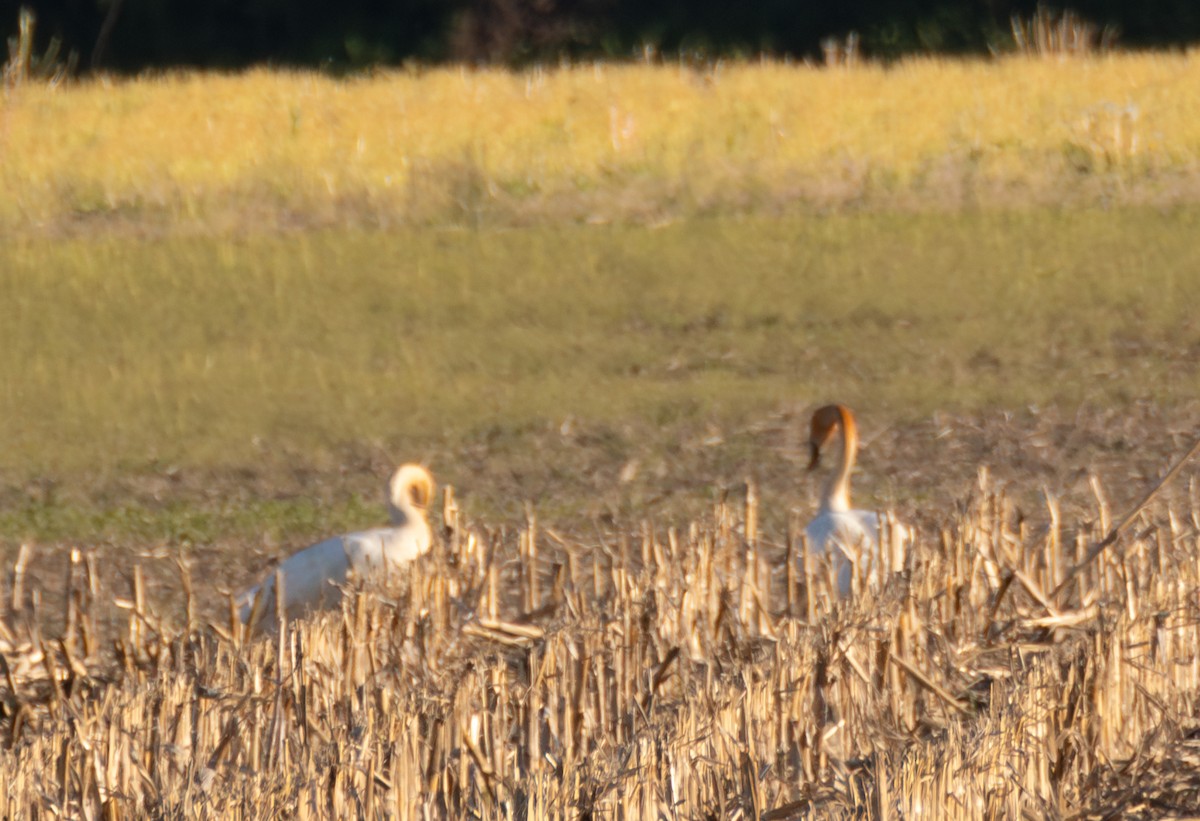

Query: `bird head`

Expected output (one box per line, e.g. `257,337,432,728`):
389,464,436,511
807,404,846,470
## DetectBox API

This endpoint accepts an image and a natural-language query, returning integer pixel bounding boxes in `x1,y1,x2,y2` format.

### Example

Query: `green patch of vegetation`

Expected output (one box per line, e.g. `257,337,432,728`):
0,495,385,545
1,207,1198,541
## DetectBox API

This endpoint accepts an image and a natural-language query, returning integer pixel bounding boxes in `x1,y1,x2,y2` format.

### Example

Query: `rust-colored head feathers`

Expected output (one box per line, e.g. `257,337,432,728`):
808,404,856,470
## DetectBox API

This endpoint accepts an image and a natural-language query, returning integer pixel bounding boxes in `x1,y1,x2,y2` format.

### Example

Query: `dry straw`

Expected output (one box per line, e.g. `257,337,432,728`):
2,464,1200,817
5,52,1200,231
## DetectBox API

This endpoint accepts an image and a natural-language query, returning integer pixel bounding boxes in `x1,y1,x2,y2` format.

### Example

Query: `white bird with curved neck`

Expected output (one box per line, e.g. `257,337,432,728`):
237,464,436,629
803,404,910,597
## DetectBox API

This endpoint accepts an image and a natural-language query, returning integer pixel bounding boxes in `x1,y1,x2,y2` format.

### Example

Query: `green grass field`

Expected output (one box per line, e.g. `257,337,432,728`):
6,209,1200,469
2,206,1199,543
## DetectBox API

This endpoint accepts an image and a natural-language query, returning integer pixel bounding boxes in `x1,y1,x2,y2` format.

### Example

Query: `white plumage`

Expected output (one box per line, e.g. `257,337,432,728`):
803,405,910,596
237,464,435,629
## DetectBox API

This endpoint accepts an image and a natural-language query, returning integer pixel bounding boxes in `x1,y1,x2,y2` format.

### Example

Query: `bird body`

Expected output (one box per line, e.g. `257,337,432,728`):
237,464,435,628
805,508,904,596
803,404,908,596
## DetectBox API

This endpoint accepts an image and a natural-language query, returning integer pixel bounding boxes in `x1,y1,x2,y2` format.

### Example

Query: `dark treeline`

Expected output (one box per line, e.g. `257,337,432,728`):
6,0,1200,72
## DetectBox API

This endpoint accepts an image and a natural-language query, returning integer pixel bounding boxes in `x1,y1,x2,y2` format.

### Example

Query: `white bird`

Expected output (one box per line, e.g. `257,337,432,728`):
237,464,436,629
803,404,909,596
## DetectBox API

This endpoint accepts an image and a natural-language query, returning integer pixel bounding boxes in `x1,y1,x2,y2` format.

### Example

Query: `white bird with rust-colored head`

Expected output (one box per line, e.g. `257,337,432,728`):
803,404,909,596
237,464,436,629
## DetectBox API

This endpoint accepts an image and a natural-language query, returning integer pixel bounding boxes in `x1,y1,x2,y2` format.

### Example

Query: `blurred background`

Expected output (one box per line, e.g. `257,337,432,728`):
7,0,1200,72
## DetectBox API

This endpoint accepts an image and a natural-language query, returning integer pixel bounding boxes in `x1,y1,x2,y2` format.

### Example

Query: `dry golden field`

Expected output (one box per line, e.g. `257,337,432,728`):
3,462,1200,818
3,53,1200,232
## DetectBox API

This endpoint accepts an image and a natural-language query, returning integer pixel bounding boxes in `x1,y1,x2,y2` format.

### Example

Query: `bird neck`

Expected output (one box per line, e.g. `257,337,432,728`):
819,406,857,514
386,500,413,526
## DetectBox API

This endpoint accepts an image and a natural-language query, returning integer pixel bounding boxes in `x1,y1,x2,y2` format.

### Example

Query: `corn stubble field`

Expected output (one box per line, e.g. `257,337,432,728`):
4,473,1200,818
4,52,1200,818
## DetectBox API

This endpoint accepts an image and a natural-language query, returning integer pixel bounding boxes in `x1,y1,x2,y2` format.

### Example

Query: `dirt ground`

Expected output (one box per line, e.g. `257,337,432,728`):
3,399,1198,644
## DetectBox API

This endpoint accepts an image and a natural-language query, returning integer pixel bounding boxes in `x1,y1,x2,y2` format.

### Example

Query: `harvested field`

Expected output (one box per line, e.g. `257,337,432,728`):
2,423,1200,817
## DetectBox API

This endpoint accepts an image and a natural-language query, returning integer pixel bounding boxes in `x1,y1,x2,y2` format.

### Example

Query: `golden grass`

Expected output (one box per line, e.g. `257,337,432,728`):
2,471,1199,817
4,54,1200,231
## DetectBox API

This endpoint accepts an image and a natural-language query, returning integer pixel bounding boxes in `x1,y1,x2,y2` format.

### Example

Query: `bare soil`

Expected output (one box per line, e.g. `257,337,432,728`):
4,399,1197,641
